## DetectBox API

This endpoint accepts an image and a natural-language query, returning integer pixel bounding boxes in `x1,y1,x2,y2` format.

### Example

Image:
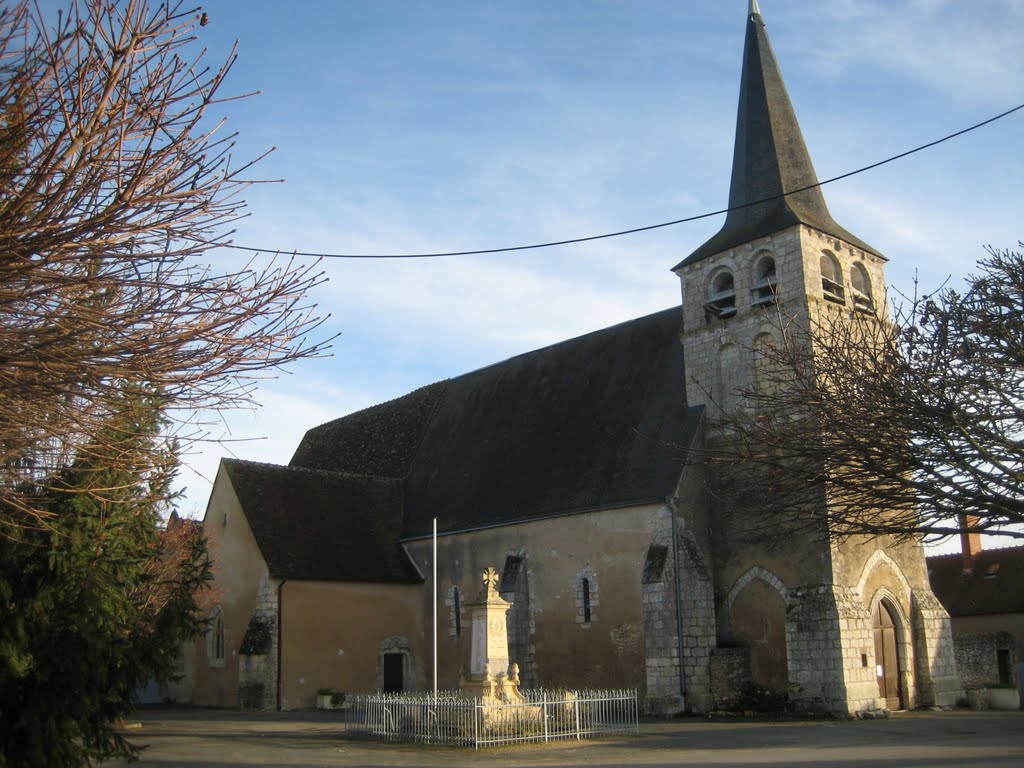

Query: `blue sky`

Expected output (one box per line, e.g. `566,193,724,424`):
156,1,1024,547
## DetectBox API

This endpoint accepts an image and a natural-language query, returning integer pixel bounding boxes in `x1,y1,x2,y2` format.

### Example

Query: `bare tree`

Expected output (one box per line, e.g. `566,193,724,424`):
699,245,1024,544
0,0,331,531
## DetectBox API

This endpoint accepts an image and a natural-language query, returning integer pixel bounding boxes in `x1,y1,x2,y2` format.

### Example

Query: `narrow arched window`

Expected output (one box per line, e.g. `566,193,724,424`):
446,585,464,638
214,613,224,660
850,262,873,312
752,253,778,306
582,578,592,624
208,607,225,667
574,568,598,627
820,251,845,304
705,270,737,319
453,587,462,638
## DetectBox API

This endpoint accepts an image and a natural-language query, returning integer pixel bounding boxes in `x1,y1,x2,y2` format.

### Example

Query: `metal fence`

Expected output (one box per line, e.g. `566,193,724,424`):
344,688,638,748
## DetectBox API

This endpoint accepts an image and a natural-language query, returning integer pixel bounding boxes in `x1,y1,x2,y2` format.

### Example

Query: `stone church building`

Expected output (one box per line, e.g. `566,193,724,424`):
186,3,961,715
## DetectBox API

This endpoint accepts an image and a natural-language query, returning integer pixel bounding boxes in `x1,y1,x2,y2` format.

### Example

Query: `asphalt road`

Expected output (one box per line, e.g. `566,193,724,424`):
111,707,1024,768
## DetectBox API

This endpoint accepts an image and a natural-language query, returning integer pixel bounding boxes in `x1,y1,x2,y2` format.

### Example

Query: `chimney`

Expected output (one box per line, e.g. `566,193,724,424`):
959,513,982,572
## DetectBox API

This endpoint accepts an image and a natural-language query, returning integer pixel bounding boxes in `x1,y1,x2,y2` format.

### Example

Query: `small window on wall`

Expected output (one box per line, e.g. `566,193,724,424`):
642,544,669,584
446,585,464,638
850,262,874,313
820,251,845,305
997,648,1012,685
705,270,737,319
752,253,778,306
500,555,524,594
208,607,225,668
574,568,598,628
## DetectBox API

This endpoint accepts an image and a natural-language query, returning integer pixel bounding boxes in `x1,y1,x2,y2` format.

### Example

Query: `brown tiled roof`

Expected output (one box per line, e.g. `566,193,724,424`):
927,546,1024,617
289,381,448,478
222,459,421,583
401,307,699,538
258,307,698,559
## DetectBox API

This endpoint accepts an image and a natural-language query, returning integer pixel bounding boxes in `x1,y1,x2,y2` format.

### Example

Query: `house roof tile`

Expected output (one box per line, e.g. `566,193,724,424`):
222,459,421,583
401,307,700,537
927,546,1024,617
233,306,699,577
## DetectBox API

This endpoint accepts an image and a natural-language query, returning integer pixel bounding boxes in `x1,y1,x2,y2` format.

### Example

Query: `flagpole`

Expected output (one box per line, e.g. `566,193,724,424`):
432,516,438,700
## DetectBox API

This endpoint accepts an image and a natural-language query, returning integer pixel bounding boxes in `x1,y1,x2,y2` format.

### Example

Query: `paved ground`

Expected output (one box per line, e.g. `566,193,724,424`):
111,707,1024,767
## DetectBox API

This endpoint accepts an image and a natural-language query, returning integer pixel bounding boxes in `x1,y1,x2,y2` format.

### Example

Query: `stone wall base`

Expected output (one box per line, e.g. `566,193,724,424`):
644,694,685,716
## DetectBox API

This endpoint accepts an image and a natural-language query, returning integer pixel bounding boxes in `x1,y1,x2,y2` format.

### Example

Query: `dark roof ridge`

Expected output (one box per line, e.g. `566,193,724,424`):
925,551,964,561
401,307,696,538
306,380,451,431
453,306,681,382
223,457,401,486
927,543,1024,560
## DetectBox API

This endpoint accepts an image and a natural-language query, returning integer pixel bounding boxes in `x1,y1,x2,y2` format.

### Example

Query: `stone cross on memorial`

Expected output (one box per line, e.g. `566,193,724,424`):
468,566,512,681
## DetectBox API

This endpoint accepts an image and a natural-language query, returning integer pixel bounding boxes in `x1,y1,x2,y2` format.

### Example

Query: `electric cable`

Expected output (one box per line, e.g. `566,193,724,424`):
220,101,1024,260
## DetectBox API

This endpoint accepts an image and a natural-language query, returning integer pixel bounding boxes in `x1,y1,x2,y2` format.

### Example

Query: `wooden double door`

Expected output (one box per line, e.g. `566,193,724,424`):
872,601,903,710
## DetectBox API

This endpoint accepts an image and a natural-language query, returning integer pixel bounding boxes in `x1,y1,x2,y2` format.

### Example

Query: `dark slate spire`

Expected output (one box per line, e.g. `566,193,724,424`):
677,3,879,268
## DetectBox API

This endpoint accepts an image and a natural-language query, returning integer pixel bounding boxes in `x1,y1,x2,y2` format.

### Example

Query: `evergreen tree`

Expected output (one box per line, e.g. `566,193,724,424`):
0,394,212,767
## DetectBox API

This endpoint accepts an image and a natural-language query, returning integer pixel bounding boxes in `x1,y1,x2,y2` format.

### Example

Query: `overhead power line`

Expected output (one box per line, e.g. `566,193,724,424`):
224,101,1024,260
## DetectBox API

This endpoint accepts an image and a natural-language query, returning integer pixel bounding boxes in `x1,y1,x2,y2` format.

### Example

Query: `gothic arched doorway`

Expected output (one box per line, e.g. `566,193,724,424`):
872,600,903,709
731,578,789,695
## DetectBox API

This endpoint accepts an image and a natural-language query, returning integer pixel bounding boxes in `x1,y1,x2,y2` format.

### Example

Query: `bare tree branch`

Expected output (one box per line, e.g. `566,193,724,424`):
0,1,334,531
693,244,1024,544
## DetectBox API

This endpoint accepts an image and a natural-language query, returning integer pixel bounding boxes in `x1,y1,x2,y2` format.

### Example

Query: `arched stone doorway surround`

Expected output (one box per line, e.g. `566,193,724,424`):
725,567,789,694
855,551,916,709
868,591,911,709
854,550,913,601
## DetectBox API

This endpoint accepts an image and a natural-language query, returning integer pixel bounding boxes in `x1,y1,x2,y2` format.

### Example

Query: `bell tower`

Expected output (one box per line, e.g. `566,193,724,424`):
670,2,961,716
673,0,887,413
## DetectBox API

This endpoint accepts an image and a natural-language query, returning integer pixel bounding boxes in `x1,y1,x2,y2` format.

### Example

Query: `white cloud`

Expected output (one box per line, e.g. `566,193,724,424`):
172,377,375,519
166,1,1024,534
807,1,1024,105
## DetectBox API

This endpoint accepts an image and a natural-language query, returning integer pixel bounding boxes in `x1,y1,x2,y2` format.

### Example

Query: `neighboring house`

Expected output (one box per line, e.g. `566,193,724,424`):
185,4,960,715
928,532,1024,702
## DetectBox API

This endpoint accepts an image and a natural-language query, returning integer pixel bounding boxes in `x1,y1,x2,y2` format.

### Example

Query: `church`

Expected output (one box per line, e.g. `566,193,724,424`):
185,3,961,715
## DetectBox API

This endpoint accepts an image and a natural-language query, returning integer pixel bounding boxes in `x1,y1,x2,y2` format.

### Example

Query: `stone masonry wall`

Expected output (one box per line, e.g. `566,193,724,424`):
642,575,681,713
642,511,682,714
642,505,716,715
498,550,537,689
832,587,888,713
237,577,279,710
709,646,751,710
785,585,849,713
953,631,1016,691
678,528,716,712
911,589,963,707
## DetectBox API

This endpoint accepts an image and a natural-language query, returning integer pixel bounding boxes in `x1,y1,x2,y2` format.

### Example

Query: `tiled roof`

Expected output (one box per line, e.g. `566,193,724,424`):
250,306,698,566
289,381,448,477
222,459,421,583
399,307,699,537
927,546,1024,617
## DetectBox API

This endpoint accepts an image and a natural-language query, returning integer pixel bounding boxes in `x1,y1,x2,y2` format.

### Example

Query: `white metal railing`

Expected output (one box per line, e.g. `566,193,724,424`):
343,688,638,749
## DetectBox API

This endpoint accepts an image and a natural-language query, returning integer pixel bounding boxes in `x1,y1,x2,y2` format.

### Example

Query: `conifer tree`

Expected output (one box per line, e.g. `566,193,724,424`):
0,393,212,766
